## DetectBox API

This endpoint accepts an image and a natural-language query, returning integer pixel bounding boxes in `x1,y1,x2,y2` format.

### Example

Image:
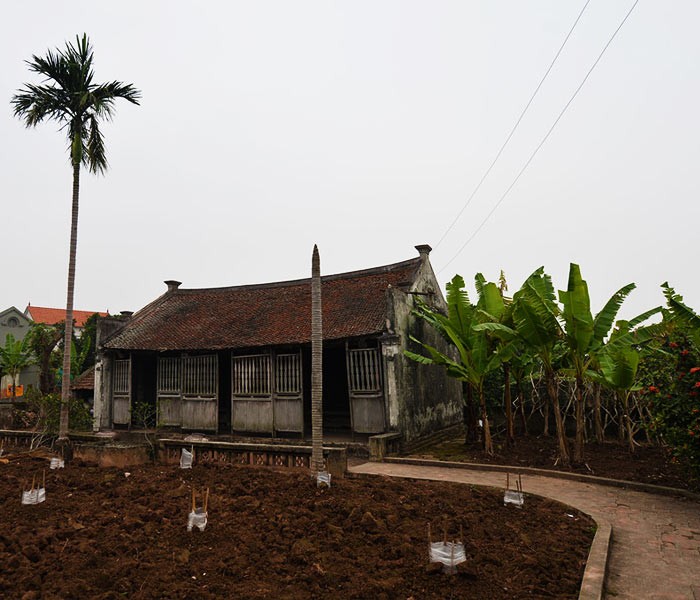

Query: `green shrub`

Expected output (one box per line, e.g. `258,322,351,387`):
12,388,93,434
646,336,700,479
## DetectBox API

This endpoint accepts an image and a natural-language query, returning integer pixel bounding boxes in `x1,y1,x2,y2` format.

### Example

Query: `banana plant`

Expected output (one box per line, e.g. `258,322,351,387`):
589,316,664,452
478,267,571,466
661,283,700,347
558,264,635,463
406,275,503,455
0,334,35,399
474,272,518,446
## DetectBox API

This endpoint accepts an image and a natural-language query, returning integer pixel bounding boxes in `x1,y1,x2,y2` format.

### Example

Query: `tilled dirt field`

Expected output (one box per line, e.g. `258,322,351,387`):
0,452,594,599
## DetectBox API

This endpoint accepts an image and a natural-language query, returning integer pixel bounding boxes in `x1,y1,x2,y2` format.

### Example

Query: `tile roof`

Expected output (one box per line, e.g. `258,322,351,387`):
104,257,422,351
71,366,95,391
25,306,108,328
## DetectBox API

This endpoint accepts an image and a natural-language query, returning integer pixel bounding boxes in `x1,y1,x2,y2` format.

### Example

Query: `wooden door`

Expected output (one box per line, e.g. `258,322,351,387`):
231,354,273,433
112,358,131,426
273,351,303,434
157,356,181,426
181,355,218,431
346,348,385,433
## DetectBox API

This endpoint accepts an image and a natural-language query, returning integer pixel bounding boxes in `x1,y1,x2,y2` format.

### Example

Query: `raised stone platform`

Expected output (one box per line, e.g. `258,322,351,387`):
158,438,348,478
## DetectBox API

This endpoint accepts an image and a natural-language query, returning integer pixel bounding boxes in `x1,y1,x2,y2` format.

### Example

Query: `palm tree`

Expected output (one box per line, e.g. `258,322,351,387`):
310,245,324,476
12,34,140,440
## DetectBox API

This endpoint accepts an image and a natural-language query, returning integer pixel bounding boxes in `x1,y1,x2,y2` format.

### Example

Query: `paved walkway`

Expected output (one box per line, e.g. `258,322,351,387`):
349,461,700,599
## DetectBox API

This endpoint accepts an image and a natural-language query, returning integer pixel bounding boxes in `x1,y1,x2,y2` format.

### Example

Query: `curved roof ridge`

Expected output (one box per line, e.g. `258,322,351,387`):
174,256,422,294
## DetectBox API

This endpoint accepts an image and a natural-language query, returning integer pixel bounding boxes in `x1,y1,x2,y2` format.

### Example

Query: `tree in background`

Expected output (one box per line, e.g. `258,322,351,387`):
0,334,35,399
24,323,62,393
12,34,140,440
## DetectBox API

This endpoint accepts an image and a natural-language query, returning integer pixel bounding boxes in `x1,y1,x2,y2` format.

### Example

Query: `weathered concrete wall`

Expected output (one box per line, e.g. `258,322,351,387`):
388,251,462,442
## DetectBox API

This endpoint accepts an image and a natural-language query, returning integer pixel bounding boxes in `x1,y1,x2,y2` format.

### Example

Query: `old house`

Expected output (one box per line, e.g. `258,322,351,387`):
94,245,461,442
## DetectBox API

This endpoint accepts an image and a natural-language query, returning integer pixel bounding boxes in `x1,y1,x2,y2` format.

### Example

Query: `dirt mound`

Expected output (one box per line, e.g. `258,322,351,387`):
0,453,593,599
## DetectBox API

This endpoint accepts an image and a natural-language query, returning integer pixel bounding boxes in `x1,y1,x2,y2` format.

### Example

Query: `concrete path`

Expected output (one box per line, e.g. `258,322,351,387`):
349,461,700,599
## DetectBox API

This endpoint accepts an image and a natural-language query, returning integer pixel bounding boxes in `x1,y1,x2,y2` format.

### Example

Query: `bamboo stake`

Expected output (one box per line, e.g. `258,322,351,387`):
191,487,196,513
506,472,510,490
31,474,35,492
203,488,209,512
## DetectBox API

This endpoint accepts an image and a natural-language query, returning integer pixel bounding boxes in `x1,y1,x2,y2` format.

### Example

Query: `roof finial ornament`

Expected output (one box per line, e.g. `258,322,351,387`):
415,244,432,260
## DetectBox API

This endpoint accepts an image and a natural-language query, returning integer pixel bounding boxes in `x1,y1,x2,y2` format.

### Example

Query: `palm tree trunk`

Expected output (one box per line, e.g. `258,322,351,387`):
310,245,324,475
573,375,586,464
546,370,569,467
503,363,514,447
58,161,80,441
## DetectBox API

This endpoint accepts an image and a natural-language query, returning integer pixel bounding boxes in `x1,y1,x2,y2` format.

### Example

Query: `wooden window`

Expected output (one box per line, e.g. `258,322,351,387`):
275,353,301,395
347,348,381,393
182,355,217,396
157,357,181,395
232,354,271,396
114,359,131,395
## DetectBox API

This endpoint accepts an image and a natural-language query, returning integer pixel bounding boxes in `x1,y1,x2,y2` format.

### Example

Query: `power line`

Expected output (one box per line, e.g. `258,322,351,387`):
434,0,592,250
438,0,640,275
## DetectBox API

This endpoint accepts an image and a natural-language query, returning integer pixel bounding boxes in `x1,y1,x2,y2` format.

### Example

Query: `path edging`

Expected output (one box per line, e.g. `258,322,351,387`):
383,457,700,501
578,520,611,600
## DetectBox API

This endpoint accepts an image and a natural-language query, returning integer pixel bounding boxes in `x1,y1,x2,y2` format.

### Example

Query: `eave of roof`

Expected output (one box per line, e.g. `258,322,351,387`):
104,257,421,351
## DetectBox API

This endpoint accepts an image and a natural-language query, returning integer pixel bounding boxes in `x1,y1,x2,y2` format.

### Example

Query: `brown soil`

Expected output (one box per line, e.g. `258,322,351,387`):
0,452,593,599
412,430,698,492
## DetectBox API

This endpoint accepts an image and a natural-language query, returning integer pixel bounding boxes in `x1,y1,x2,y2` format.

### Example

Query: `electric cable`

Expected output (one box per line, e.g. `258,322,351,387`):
434,0,592,250
437,0,640,275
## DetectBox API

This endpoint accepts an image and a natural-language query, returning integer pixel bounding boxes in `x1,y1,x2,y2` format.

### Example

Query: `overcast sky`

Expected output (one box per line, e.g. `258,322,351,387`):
2,1,698,322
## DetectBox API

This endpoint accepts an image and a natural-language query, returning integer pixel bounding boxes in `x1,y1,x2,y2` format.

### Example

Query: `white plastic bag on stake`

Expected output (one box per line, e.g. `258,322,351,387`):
503,473,524,508
316,471,331,488
180,447,193,469
50,457,64,470
21,472,46,505
427,523,466,573
187,487,209,532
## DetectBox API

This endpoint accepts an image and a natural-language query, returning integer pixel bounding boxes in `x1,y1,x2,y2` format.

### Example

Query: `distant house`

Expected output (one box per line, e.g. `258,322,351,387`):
0,307,39,397
95,245,461,442
24,305,108,337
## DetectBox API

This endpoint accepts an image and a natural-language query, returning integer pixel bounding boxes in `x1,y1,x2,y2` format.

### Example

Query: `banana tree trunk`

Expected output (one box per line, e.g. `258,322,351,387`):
546,370,569,467
504,363,514,447
516,373,528,435
479,384,493,456
463,382,478,444
619,390,636,454
593,382,604,443
573,375,586,464
58,161,80,442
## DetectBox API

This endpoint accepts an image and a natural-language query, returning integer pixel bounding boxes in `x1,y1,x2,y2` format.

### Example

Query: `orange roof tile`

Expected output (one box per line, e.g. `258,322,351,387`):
25,306,108,328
